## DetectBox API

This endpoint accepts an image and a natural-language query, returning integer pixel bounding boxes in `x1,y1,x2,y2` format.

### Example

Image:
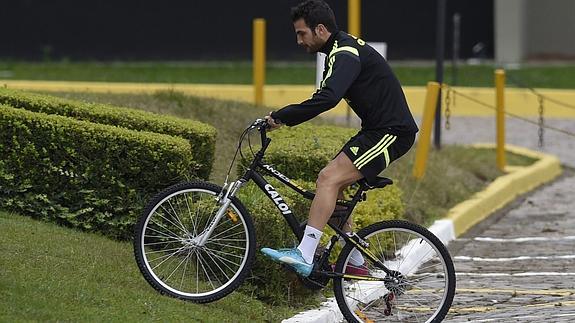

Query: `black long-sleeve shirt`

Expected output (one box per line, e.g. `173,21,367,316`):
272,31,418,136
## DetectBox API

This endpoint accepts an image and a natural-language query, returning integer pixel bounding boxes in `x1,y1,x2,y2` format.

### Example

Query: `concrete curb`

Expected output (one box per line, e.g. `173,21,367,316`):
282,144,562,323
447,143,562,236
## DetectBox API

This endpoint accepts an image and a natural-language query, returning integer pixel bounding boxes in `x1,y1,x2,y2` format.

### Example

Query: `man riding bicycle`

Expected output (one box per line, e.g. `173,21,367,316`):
262,0,419,277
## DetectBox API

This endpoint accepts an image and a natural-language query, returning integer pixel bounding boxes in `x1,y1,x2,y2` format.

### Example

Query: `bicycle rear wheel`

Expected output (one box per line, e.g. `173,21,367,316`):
133,181,255,303
334,220,455,322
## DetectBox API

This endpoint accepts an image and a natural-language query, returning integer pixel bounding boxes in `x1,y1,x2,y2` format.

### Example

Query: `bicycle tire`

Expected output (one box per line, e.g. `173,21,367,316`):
133,181,256,303
333,220,455,322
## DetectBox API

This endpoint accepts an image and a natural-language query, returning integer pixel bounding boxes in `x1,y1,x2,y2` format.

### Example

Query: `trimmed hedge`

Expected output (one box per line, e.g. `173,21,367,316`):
0,105,194,239
265,124,357,182
0,87,216,179
236,124,405,304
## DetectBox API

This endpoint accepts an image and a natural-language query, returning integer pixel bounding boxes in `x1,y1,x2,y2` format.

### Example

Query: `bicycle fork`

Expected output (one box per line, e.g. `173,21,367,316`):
193,180,245,247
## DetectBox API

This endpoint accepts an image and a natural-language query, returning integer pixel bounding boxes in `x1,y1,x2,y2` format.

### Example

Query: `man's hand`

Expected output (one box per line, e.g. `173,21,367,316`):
265,112,283,131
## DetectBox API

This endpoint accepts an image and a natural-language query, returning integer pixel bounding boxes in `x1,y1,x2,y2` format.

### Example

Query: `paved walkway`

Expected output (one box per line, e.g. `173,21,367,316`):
443,117,575,322
445,172,575,322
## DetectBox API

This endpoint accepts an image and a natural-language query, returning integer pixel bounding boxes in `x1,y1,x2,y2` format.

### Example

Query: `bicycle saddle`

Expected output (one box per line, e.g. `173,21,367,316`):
362,176,393,189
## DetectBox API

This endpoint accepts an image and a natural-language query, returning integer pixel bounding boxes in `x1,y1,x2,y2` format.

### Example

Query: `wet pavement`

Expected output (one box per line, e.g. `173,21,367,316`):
445,172,575,322
442,117,575,322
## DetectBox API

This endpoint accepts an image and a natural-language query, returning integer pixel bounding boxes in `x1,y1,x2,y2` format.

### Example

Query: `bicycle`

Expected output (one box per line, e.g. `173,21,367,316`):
133,119,456,322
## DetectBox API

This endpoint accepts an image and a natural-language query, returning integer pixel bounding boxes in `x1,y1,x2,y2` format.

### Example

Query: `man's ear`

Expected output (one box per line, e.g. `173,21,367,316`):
316,24,328,36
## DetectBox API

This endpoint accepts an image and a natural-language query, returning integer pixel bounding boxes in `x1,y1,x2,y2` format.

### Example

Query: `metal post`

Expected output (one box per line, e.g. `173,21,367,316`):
413,82,441,179
434,0,446,149
347,0,361,126
495,69,506,171
253,18,266,106
348,0,361,37
452,13,461,86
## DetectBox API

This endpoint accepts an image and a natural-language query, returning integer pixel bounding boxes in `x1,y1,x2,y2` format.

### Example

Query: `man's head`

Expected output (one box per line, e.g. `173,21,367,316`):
291,0,338,53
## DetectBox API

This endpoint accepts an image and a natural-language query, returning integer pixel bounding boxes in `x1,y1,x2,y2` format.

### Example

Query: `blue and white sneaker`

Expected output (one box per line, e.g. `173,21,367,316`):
261,247,313,277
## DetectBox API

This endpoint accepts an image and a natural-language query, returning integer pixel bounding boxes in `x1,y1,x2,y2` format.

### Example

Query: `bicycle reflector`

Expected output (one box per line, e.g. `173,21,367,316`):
226,210,239,223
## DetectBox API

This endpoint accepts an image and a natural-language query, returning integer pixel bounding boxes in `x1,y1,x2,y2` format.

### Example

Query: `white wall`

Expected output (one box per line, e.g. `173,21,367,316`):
495,0,575,64
525,0,575,59
495,0,527,65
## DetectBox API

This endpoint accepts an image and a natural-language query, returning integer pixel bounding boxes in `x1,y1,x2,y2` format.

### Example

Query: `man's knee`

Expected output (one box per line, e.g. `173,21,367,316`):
316,167,338,188
316,166,352,189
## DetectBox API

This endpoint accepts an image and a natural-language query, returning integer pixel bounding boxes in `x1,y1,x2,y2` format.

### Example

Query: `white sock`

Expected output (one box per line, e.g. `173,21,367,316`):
297,225,323,264
345,232,365,266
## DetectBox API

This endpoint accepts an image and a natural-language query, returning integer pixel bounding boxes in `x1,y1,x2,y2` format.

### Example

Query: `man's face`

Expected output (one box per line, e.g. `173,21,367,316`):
293,18,325,53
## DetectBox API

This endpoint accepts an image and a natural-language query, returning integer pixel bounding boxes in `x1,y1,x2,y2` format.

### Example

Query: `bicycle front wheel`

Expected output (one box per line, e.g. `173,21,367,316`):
133,181,255,303
334,220,455,322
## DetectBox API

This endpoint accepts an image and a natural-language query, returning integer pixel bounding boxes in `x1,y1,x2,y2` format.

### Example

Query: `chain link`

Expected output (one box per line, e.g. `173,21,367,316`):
444,86,452,130
538,96,544,147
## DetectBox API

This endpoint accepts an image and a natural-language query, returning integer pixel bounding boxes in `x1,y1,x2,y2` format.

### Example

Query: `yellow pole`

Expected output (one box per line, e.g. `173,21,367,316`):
413,82,441,179
495,69,506,171
348,0,361,37
253,18,266,106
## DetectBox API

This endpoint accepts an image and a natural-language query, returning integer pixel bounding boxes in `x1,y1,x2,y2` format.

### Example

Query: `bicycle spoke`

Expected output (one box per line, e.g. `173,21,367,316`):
144,238,181,246
202,248,232,282
204,249,243,270
145,226,181,241
150,218,185,240
205,241,246,251
183,192,199,238
208,222,244,240
159,204,188,234
165,249,193,283
150,246,187,270
180,250,192,290
166,199,188,233
195,249,217,291
196,250,222,288
203,247,246,260
145,246,187,255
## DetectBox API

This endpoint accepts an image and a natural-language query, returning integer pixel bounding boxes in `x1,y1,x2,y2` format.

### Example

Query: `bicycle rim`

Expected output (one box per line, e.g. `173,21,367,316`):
139,187,251,299
335,221,455,322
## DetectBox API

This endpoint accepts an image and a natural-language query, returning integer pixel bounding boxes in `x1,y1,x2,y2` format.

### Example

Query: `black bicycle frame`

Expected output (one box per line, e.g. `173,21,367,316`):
236,124,393,276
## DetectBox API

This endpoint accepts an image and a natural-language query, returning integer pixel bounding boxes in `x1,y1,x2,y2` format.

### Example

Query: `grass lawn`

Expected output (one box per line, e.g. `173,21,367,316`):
0,210,298,322
1,61,575,88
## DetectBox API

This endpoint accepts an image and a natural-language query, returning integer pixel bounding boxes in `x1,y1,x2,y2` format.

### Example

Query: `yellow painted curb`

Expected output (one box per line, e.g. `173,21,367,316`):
446,144,562,236
2,80,575,118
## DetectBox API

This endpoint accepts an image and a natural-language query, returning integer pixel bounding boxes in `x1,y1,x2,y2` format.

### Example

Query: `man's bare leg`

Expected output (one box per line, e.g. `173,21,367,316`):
307,153,362,229
298,153,362,264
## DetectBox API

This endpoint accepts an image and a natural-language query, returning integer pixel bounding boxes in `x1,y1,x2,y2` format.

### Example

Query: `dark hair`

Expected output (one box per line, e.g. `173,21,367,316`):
291,0,338,33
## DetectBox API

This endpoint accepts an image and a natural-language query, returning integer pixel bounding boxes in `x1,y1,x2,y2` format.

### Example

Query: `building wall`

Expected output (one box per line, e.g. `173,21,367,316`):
0,0,493,61
525,0,575,59
495,0,575,64
495,0,527,65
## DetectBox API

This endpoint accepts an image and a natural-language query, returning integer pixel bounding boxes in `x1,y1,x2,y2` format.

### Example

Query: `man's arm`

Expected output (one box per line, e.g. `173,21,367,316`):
271,51,360,126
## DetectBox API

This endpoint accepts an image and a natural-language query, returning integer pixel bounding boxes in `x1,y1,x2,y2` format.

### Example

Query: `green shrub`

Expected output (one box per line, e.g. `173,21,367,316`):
264,124,357,182
0,88,216,179
0,105,194,239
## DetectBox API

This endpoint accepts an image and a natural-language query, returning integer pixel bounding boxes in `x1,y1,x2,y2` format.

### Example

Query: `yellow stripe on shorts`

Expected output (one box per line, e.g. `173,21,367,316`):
353,134,397,169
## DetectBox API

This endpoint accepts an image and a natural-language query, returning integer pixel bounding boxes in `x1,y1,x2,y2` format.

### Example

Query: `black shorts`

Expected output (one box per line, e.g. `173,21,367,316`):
340,130,415,185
